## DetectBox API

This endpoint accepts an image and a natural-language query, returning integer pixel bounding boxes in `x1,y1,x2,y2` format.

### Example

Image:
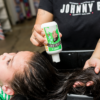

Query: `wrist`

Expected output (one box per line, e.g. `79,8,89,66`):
91,39,100,59
90,54,100,60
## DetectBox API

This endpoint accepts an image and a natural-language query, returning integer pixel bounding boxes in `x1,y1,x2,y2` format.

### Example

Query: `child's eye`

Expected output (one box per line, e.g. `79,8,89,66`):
7,59,11,65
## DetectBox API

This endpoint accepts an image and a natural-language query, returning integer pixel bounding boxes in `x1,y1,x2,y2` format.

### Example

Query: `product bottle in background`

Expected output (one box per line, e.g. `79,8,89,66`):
41,21,62,63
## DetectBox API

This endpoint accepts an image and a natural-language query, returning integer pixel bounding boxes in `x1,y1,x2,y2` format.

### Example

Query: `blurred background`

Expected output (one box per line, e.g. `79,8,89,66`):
0,0,45,54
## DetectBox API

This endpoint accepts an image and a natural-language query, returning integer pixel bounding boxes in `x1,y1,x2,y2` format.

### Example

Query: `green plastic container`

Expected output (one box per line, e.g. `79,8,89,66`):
41,21,62,62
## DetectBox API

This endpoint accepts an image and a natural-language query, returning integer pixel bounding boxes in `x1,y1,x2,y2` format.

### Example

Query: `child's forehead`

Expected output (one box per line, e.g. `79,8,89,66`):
12,51,34,70
17,51,34,58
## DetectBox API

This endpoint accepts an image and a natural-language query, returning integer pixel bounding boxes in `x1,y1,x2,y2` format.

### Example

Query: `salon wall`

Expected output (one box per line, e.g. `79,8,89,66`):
0,0,45,54
4,0,37,25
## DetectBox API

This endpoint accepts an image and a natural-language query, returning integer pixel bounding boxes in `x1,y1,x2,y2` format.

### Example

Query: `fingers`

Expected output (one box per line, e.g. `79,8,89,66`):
30,36,42,47
30,31,45,47
83,58,100,74
34,24,46,37
73,81,94,88
34,24,42,34
83,59,96,70
86,81,94,86
30,25,47,47
73,81,85,88
30,24,63,47
34,30,47,44
83,63,99,75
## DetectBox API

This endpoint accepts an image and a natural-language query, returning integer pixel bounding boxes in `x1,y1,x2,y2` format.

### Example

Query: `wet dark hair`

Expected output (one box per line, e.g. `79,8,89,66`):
10,94,27,100
10,52,100,100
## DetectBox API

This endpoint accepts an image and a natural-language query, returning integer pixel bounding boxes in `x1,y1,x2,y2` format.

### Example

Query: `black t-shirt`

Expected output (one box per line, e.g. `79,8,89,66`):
39,0,100,50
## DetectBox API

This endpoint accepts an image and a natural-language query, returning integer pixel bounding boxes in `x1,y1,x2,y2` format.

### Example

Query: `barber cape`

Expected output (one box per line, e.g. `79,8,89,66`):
0,87,12,100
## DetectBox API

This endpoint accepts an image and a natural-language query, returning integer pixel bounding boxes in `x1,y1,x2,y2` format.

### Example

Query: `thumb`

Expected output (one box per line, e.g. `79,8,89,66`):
83,60,90,70
94,66,100,74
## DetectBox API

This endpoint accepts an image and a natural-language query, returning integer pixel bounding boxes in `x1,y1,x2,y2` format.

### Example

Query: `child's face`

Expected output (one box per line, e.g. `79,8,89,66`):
0,51,33,95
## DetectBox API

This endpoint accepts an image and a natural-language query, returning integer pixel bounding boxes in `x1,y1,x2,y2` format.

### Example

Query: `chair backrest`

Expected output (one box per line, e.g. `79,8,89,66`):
53,50,94,71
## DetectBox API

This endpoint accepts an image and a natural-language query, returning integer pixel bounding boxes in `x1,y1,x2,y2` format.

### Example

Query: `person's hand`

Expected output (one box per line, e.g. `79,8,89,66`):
83,57,100,74
30,24,62,47
73,57,100,88
30,24,46,47
73,81,94,88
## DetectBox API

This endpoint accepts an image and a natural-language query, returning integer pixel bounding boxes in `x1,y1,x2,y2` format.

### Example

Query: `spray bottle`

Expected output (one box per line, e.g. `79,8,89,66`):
41,21,62,63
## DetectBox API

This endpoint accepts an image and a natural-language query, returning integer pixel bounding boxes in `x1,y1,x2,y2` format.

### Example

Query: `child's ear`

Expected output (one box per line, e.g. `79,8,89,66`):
2,85,14,95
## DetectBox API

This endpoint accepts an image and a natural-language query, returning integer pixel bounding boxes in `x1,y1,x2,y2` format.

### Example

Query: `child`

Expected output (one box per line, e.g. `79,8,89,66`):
0,51,100,100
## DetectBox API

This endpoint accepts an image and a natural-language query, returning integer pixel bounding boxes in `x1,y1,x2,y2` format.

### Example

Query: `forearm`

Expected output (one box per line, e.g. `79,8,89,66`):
91,39,100,59
35,9,54,25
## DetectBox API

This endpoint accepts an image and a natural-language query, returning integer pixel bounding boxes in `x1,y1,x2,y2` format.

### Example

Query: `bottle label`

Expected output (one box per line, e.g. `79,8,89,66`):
43,25,62,51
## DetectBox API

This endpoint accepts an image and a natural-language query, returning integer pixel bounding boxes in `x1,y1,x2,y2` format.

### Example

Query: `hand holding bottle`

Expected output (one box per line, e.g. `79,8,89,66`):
30,24,62,47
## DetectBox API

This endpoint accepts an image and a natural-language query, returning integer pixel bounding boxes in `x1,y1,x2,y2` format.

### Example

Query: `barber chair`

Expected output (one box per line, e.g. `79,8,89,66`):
42,50,94,100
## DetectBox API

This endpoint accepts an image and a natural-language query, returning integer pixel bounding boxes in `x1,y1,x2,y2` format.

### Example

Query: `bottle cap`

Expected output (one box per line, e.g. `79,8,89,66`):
52,54,60,63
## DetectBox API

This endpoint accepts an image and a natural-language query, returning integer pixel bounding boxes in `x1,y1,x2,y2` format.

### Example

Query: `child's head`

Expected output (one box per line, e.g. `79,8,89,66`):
0,51,35,95
0,51,57,99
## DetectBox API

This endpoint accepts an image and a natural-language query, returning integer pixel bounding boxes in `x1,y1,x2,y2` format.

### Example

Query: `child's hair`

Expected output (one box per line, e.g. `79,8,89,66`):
10,94,27,100
10,52,100,100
